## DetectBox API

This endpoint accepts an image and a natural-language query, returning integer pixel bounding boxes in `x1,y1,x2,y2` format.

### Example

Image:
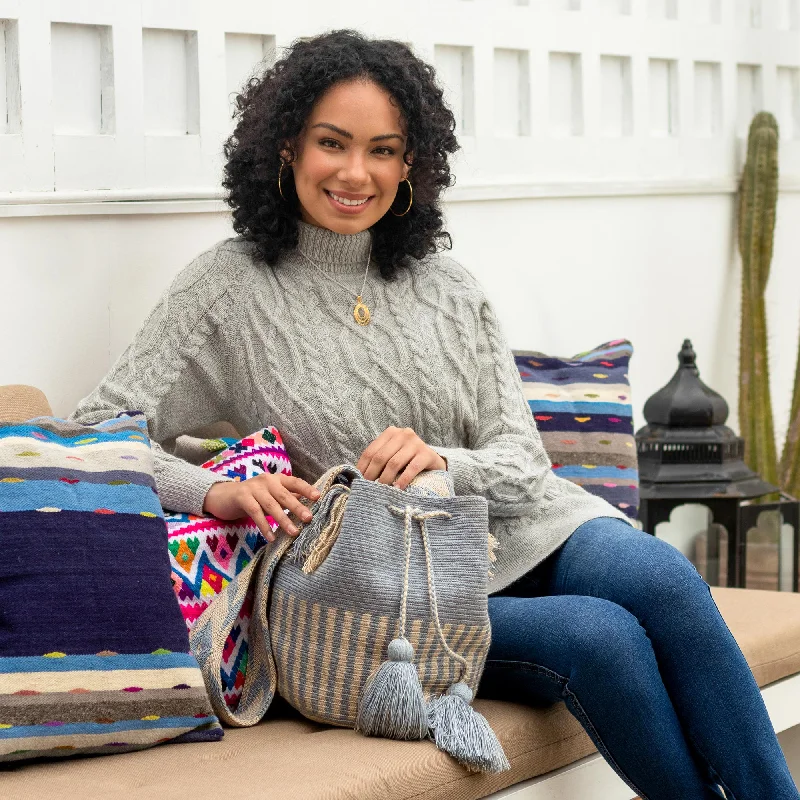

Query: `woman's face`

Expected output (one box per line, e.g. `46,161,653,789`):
287,79,411,235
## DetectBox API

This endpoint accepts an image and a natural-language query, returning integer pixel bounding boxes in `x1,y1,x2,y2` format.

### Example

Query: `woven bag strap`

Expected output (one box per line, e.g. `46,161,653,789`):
189,534,293,726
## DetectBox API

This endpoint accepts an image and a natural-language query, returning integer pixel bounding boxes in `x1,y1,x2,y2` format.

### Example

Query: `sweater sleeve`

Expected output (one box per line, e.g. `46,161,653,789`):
69,246,241,515
430,295,554,519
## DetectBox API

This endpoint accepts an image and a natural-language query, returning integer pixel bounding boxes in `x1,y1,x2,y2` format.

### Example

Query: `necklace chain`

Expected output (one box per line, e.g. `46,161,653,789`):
298,240,374,326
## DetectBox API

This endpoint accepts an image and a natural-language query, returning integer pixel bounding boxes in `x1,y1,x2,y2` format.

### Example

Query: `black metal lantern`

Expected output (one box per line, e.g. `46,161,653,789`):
636,340,799,591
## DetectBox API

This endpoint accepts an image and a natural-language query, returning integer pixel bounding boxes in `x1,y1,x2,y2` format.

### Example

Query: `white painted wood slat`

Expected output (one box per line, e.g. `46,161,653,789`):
0,0,797,202
1,18,21,135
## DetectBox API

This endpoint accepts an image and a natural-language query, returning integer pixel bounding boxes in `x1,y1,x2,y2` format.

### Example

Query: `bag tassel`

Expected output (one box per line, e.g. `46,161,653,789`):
355,636,429,740
413,508,511,773
427,682,510,773
356,503,430,740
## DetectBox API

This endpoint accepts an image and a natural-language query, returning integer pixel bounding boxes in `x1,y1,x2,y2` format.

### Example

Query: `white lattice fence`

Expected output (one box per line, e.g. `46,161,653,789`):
0,0,798,208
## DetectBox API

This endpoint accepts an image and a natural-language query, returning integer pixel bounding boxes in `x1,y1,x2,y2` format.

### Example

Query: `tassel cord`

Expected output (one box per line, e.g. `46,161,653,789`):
415,511,510,773
357,502,436,739
365,497,508,772
398,504,414,638
417,514,469,682
387,505,459,672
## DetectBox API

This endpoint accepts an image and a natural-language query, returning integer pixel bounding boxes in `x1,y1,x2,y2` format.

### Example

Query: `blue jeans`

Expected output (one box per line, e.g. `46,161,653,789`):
479,517,799,800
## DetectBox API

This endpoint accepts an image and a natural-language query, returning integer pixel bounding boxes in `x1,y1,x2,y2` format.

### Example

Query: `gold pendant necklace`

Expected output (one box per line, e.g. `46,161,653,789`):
353,297,371,326
299,238,374,326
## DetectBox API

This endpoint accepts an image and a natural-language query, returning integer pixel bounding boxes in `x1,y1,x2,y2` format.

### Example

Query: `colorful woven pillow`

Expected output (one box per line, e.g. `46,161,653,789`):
513,339,639,519
165,427,291,711
0,412,222,762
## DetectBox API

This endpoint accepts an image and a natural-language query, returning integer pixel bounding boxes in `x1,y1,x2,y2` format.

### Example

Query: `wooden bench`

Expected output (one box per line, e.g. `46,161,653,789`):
2,385,799,799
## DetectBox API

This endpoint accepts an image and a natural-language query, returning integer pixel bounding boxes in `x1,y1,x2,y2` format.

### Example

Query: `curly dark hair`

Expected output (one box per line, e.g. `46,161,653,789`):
223,30,460,280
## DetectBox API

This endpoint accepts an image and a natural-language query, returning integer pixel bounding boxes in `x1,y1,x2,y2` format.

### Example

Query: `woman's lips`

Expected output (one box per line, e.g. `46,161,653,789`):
324,190,375,215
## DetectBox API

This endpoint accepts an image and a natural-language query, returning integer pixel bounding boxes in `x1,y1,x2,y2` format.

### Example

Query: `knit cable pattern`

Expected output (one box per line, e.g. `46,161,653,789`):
70,222,631,593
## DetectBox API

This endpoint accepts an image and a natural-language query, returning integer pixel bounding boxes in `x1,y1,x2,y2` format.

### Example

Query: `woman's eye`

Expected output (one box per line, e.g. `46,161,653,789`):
318,139,394,156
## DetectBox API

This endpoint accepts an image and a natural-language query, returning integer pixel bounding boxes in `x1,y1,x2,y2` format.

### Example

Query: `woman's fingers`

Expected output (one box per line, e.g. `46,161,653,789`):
241,496,281,542
393,452,430,490
377,444,418,486
360,429,408,480
243,484,297,537
283,475,321,502
231,475,322,543
275,485,314,525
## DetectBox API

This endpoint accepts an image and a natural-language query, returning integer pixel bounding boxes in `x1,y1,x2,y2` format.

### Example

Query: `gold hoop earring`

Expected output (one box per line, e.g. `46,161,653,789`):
390,178,413,217
278,161,291,202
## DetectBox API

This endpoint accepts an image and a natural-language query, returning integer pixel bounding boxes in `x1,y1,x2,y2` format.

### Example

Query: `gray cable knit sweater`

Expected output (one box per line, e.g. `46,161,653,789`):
70,221,631,593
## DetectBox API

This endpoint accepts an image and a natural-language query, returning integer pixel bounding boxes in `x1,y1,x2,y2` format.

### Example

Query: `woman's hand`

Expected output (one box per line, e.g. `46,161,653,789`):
356,426,447,491
203,474,321,542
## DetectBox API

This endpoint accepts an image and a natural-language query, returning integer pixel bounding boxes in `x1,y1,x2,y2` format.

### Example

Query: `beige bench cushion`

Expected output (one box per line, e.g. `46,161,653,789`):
0,385,52,423
3,586,799,800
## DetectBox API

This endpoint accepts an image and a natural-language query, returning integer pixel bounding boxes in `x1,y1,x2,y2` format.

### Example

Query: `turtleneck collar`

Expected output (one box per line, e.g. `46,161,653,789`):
295,220,373,274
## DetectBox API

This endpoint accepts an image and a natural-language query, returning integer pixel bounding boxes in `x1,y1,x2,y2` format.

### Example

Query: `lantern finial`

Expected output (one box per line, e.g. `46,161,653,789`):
643,339,728,428
679,339,698,372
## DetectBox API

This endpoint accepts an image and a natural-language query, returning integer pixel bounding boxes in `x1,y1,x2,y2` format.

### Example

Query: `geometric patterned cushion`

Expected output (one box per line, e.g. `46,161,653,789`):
513,339,639,519
0,411,222,762
165,427,292,712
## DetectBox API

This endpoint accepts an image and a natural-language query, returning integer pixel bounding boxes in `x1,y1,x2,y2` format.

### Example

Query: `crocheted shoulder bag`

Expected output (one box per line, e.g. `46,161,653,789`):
190,466,509,773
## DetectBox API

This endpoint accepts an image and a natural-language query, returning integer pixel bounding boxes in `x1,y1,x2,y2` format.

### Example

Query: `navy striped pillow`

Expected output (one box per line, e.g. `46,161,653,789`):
513,340,639,519
0,411,222,762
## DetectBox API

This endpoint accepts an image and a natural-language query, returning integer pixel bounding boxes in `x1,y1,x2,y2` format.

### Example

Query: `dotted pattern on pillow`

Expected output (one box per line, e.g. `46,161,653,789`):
0,412,222,762
513,339,639,519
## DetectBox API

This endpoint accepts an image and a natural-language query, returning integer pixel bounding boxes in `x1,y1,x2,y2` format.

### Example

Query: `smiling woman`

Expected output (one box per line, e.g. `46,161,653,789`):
288,81,411,233
223,29,458,277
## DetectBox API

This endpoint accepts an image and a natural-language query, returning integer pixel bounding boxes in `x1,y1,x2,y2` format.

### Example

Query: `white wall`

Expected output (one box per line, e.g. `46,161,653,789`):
2,0,800,450
5,190,800,444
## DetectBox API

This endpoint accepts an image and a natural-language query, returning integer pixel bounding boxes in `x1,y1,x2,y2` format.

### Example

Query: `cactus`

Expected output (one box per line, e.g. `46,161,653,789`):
781,319,800,497
738,111,780,489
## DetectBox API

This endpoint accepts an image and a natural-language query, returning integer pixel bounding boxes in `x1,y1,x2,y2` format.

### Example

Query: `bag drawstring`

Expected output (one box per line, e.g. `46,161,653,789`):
356,504,509,773
412,507,510,774
354,505,437,740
